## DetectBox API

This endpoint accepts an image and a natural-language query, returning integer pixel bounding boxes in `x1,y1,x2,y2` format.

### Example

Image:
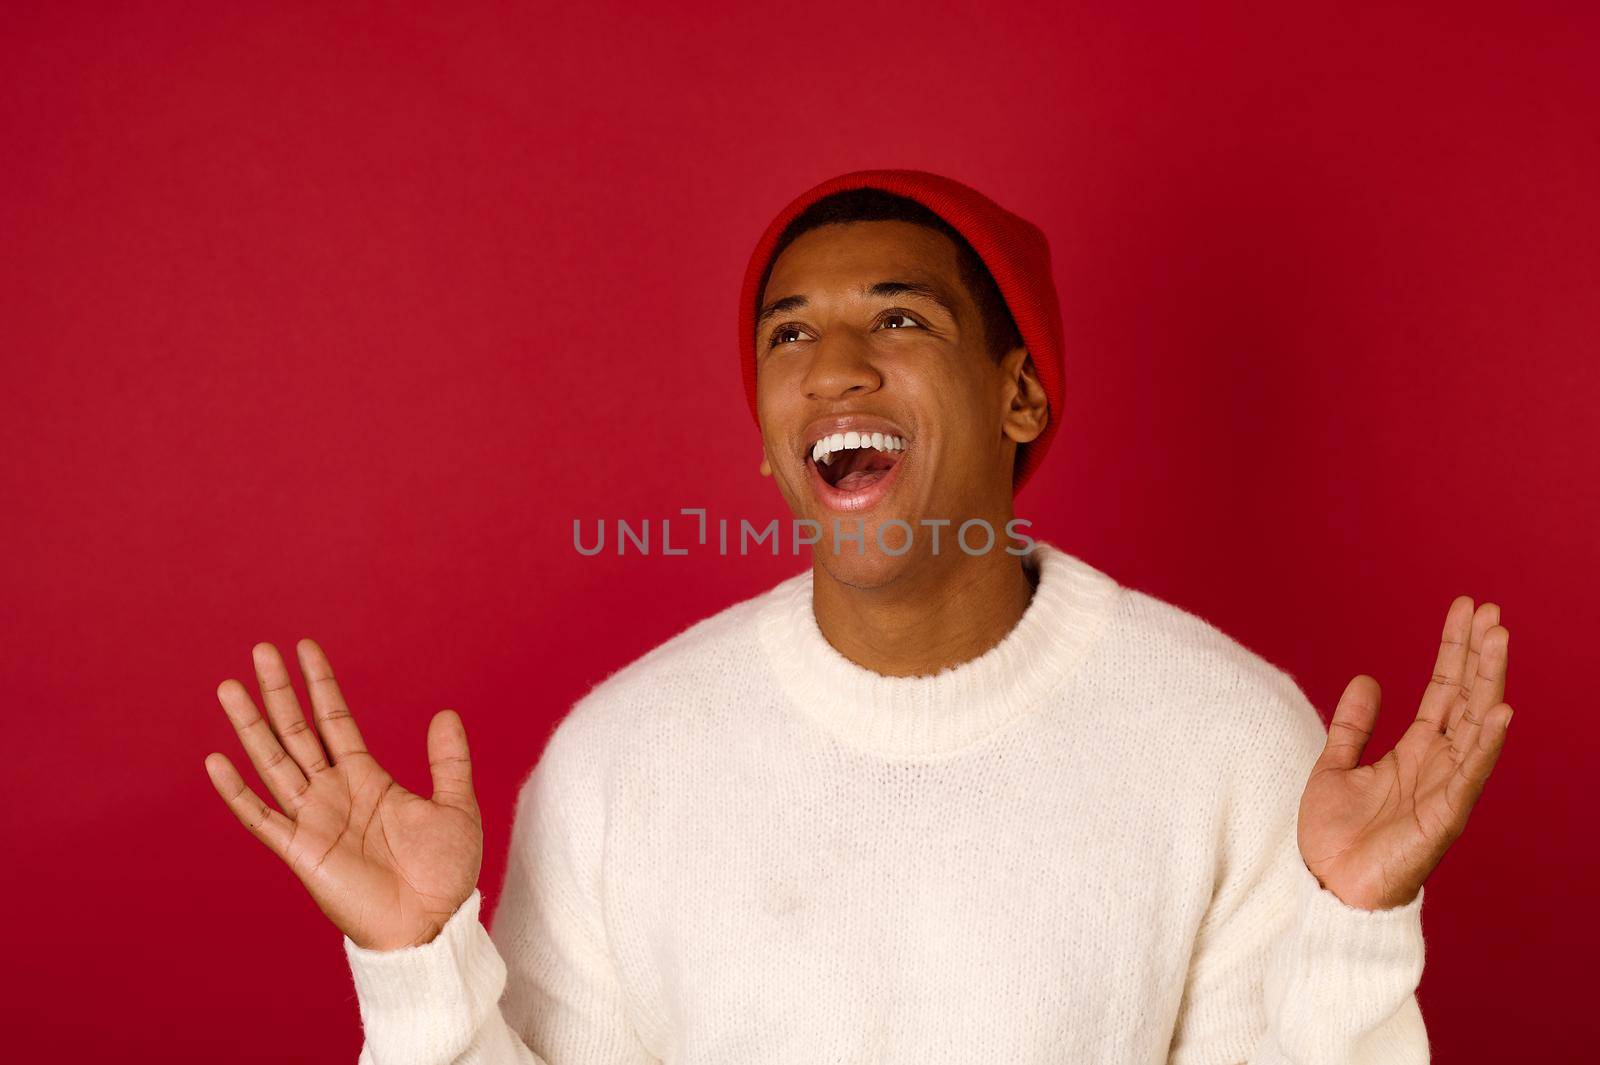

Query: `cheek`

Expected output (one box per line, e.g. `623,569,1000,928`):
755,351,807,404
754,363,805,474
754,361,793,428
879,344,954,395
881,350,989,425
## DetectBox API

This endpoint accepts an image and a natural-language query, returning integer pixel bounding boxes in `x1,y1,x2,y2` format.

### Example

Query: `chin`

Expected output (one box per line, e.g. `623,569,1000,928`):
805,506,966,589
812,543,921,591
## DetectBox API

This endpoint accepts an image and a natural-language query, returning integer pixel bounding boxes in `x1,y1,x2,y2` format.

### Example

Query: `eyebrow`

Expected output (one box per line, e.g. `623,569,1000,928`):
755,279,960,331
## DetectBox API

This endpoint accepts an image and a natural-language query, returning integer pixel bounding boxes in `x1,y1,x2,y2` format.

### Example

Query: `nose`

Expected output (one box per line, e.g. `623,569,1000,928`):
802,332,882,402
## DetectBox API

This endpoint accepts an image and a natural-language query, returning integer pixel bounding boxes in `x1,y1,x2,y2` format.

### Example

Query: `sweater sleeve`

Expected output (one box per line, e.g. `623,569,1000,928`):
345,890,543,1065
1166,673,1431,1065
343,711,657,1065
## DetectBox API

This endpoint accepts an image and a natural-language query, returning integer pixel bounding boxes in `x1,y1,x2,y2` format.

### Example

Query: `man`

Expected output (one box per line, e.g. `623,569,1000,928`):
205,169,1514,1064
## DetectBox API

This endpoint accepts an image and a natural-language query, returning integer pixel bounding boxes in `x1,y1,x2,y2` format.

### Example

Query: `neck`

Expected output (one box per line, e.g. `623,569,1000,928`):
810,540,1038,678
757,540,1122,757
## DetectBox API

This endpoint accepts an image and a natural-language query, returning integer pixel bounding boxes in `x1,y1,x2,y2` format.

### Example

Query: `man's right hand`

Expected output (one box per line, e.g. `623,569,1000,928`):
205,639,483,951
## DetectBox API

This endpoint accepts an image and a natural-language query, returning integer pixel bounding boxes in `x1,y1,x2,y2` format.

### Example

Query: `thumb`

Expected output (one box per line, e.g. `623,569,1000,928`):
1315,674,1382,773
427,709,476,811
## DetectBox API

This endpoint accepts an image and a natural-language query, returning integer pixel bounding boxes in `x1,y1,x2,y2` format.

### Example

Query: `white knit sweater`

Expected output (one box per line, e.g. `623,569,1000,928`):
344,543,1429,1064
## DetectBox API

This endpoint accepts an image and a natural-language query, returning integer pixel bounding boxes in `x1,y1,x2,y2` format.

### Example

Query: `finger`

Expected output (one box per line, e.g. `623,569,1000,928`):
296,638,369,763
205,752,295,857
427,709,477,812
216,678,310,810
1416,595,1474,730
1451,625,1509,760
1445,602,1500,738
1444,701,1513,824
252,642,330,776
1315,674,1381,773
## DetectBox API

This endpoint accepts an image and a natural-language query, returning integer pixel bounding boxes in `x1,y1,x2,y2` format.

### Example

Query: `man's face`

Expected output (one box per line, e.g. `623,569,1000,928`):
755,220,1028,588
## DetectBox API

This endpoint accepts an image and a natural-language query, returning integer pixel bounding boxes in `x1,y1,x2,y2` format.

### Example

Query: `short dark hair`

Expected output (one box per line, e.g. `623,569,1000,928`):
756,187,1024,362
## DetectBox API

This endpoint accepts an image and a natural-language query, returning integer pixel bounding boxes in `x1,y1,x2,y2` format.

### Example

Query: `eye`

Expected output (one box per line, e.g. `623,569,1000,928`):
878,310,923,331
767,324,809,349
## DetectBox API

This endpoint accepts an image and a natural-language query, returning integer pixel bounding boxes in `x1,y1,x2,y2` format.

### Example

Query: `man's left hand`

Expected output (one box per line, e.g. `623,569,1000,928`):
1298,597,1513,910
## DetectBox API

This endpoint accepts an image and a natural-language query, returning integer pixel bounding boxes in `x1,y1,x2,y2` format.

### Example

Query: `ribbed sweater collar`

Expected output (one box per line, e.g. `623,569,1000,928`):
755,542,1121,758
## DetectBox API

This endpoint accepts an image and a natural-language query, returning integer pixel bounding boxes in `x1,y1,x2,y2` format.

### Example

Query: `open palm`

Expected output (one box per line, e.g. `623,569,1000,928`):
1298,596,1514,911
205,639,482,950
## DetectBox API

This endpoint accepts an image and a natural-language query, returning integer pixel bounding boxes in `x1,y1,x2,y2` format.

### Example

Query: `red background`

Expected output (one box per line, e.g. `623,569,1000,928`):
3,3,1594,1060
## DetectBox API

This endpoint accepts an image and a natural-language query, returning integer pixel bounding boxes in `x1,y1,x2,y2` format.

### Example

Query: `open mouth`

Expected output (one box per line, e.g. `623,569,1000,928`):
808,431,907,494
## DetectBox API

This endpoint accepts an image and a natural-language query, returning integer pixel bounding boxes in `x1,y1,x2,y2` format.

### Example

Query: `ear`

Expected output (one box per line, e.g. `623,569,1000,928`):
999,345,1049,446
758,451,773,477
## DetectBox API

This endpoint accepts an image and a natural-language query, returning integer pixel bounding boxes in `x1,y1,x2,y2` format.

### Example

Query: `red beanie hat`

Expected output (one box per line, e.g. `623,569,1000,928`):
738,168,1066,495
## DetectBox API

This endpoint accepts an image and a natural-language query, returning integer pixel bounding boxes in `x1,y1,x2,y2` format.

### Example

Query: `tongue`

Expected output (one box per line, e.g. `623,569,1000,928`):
828,447,898,493
835,467,888,492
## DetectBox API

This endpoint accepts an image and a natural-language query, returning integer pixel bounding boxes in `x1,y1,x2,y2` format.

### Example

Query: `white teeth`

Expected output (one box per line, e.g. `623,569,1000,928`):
809,429,910,466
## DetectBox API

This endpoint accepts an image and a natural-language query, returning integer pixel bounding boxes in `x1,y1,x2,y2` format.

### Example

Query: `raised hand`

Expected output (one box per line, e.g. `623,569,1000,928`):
204,639,483,950
1298,597,1513,910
